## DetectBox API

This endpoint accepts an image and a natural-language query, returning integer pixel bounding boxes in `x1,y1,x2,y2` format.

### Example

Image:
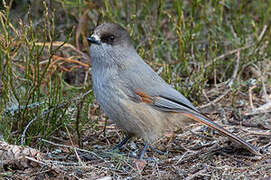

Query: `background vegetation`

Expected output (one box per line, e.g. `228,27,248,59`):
0,0,270,179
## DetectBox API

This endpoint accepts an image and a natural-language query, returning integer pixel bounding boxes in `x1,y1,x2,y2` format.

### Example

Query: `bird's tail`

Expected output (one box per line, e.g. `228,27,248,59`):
183,112,260,155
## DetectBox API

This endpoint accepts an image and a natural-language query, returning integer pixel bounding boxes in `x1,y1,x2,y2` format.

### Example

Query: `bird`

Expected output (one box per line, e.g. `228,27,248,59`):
87,22,259,159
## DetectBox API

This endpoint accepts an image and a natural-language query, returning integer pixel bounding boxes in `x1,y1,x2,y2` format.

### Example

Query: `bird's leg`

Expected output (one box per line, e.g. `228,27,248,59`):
139,142,149,159
113,135,132,150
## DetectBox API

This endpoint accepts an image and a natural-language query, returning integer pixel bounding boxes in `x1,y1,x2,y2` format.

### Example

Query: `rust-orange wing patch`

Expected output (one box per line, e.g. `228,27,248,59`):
134,90,153,104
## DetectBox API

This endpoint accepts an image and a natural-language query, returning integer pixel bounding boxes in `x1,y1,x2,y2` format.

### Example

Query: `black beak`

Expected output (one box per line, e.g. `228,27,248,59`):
87,36,101,45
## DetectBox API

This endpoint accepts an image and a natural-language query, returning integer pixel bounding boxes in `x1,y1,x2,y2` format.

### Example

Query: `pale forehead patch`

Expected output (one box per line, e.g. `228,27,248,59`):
91,33,101,41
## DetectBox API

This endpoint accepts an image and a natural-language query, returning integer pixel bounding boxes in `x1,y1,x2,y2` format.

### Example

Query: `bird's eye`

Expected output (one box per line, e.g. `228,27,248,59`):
101,34,116,44
109,35,115,41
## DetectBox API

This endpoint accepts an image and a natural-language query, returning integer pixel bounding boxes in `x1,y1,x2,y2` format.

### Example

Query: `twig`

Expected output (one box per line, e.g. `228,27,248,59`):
175,151,189,165
205,45,251,68
156,66,163,75
40,138,106,161
244,108,271,116
44,160,81,166
42,55,90,68
251,63,270,103
244,63,271,114
228,119,269,130
205,25,268,68
21,103,66,145
199,89,231,109
200,49,242,109
261,75,270,103
241,129,271,136
25,156,81,179
254,102,271,112
218,106,227,124
21,90,92,145
202,89,210,103
201,50,239,109
248,85,256,111
257,25,268,42
64,126,85,166
35,41,90,61
25,156,47,166
4,101,45,117
227,50,240,88
185,167,208,180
